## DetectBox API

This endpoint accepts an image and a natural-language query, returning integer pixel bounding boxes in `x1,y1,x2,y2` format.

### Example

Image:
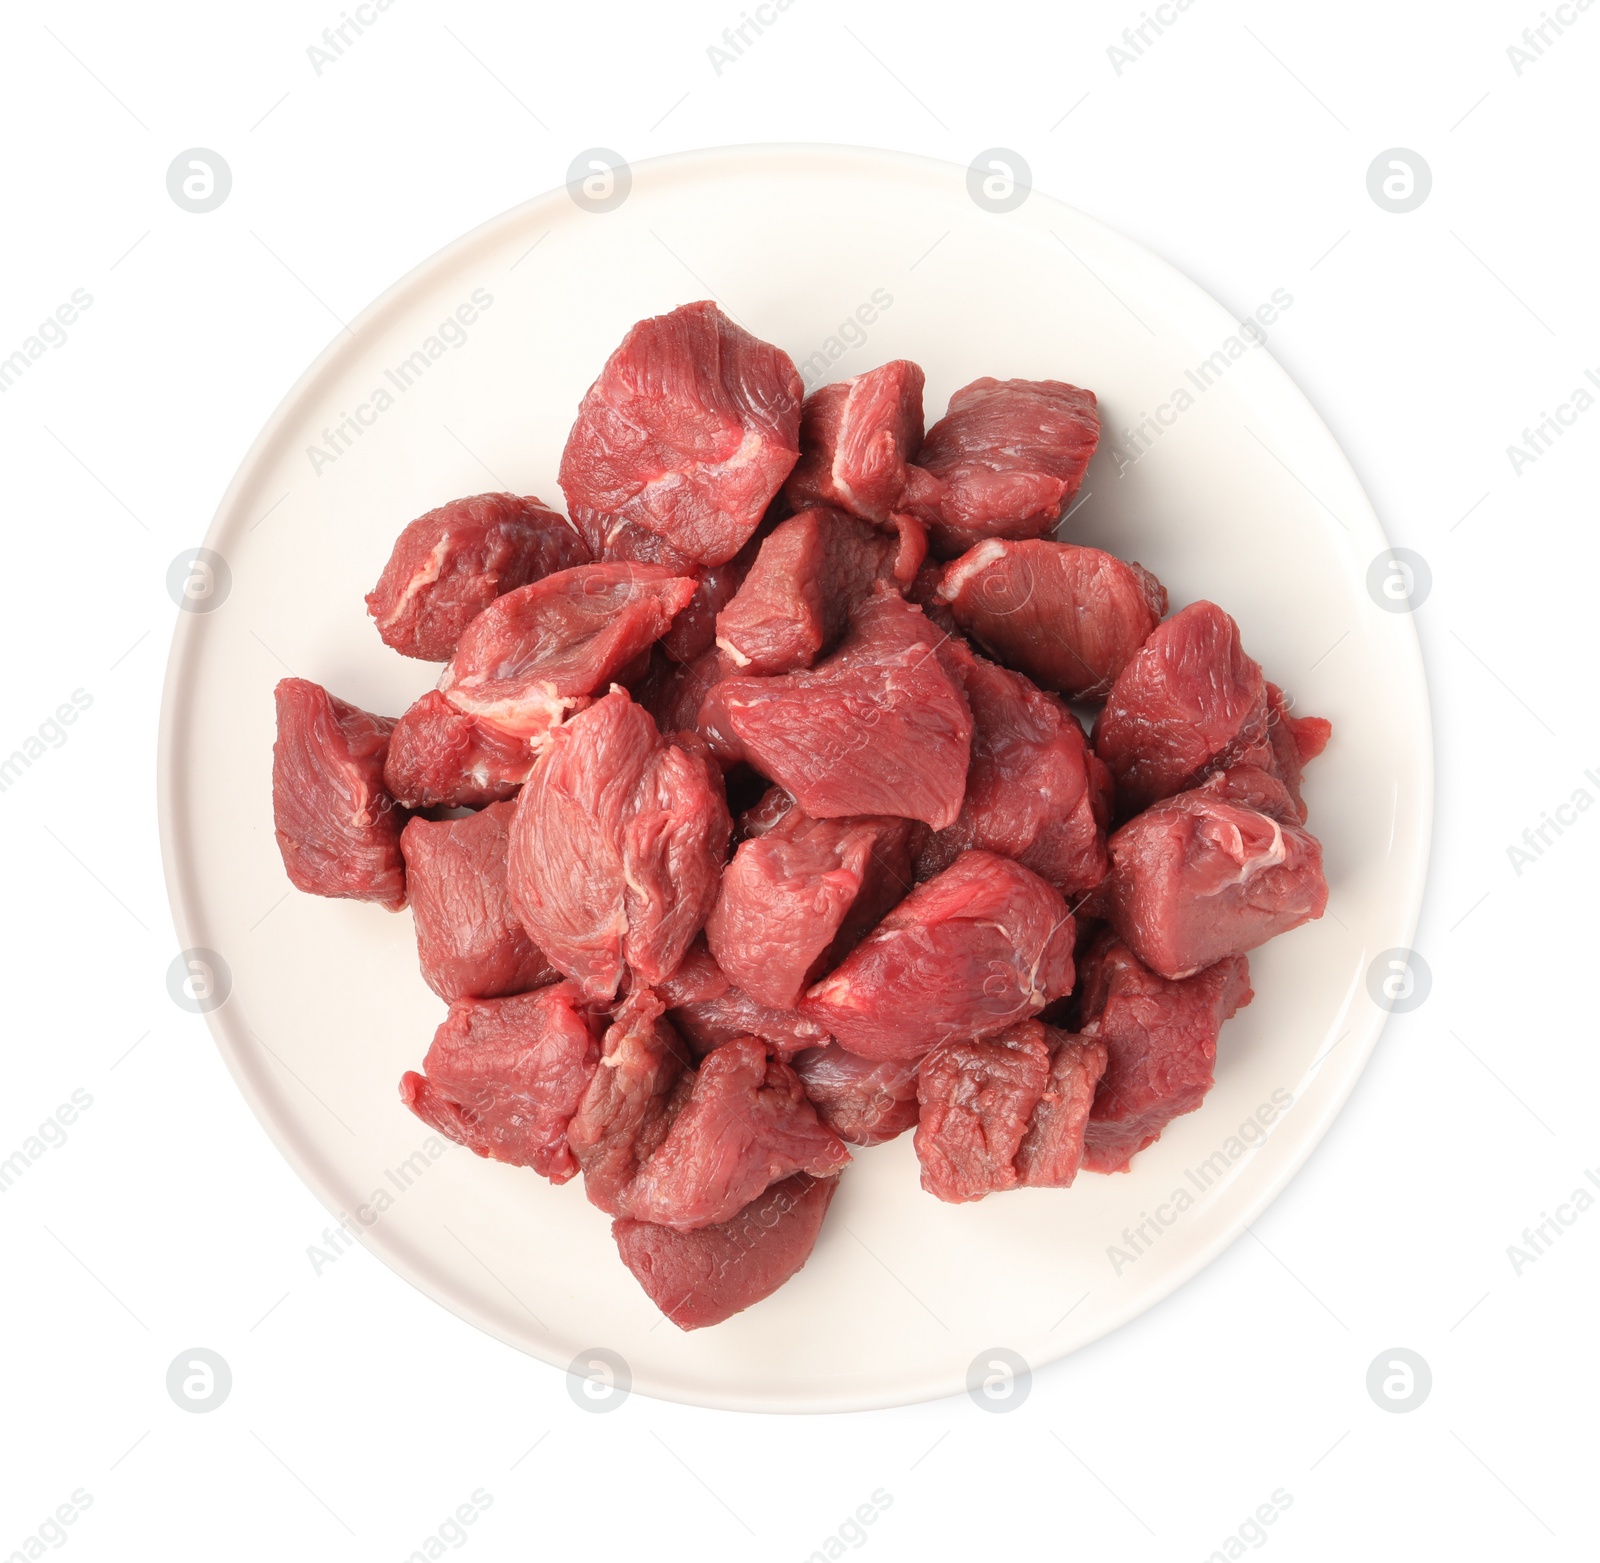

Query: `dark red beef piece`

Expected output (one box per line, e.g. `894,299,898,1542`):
1078,931,1253,1173
906,561,962,636
439,563,696,740
365,493,591,662
792,1045,920,1146
568,503,697,571
938,538,1167,699
272,678,405,910
558,301,804,567
613,1171,839,1330
915,654,1111,899
801,850,1075,1062
1092,600,1273,814
714,594,973,830
568,987,692,1215
398,981,602,1182
1264,682,1332,822
1015,1030,1108,1188
506,690,731,1001
382,691,535,810
624,1037,851,1230
901,379,1100,557
1107,766,1328,980
714,507,925,675
400,803,557,1002
656,940,832,1058
782,360,926,523
705,802,918,1010
633,645,729,741
663,535,761,664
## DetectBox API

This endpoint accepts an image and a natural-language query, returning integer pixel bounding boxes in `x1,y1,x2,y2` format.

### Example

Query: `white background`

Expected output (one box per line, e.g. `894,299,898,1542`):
1,1,1595,1559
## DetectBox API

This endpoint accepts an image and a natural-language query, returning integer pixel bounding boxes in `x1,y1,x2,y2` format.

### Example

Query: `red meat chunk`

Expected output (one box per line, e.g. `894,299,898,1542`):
714,507,925,675
1078,931,1253,1173
1265,682,1333,822
558,301,804,567
439,563,696,740
939,538,1168,699
272,678,405,909
705,801,918,1009
568,503,697,571
793,1044,920,1146
365,493,591,662
633,645,730,743
915,654,1112,899
663,538,760,664
901,379,1100,557
1107,767,1328,979
398,981,602,1182
624,1037,851,1229
382,691,536,810
1015,1030,1109,1188
507,690,732,1001
400,803,557,1002
612,1171,839,1330
782,361,926,523
713,594,974,830
801,850,1076,1061
657,941,832,1058
1093,600,1273,814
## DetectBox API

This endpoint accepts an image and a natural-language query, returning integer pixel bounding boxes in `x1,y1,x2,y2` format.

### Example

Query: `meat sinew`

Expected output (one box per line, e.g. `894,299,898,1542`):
272,678,406,909
439,562,696,740
792,1044,921,1146
558,301,804,567
801,850,1076,1061
399,981,602,1181
382,691,536,810
365,493,592,662
1078,930,1253,1173
400,803,558,1003
1107,766,1328,980
612,1171,839,1330
901,378,1100,557
507,689,731,1001
782,361,926,524
939,538,1168,700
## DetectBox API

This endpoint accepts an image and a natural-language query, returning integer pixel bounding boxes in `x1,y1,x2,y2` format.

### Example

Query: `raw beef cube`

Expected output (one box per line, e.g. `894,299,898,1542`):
914,1027,1052,1202
663,536,761,664
568,986,692,1214
1107,766,1328,980
792,1044,920,1146
624,1037,851,1229
915,654,1112,899
705,804,918,1009
714,594,974,830
272,678,405,909
382,691,536,810
568,503,697,571
801,850,1076,1061
1093,600,1272,813
440,562,697,740
901,378,1100,557
633,645,730,744
507,690,732,1001
938,538,1167,699
1264,682,1332,822
400,803,557,1002
1078,931,1253,1173
714,506,924,674
1014,1029,1108,1188
365,493,591,662
398,981,602,1181
782,360,926,523
612,1171,839,1330
657,941,833,1058
558,301,804,566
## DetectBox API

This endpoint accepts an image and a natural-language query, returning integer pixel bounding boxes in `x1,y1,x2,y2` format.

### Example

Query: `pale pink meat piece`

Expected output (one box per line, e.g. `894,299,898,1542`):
782,361,926,523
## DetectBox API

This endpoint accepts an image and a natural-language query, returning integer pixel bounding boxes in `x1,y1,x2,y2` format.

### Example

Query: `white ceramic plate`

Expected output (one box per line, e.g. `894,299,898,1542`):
158,144,1431,1413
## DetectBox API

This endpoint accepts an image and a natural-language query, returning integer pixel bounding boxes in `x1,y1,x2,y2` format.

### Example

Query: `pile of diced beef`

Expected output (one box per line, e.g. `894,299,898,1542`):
272,301,1332,1330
